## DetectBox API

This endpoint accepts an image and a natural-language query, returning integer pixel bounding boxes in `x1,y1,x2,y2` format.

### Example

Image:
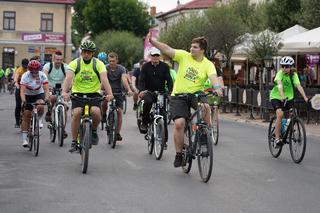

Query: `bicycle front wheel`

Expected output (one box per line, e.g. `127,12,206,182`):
81,121,91,174
33,114,40,157
123,97,127,114
268,116,282,158
154,119,165,160
107,110,118,149
211,107,219,145
49,109,56,143
57,107,64,147
197,128,213,183
182,129,192,174
289,118,307,163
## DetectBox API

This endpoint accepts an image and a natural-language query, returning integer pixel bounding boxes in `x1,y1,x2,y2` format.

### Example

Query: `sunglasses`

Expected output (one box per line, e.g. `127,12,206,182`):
151,54,160,57
283,65,292,68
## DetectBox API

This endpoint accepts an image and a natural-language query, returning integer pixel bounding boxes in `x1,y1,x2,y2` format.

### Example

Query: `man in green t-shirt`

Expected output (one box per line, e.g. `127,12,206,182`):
148,33,223,168
0,67,5,93
62,40,113,152
270,56,308,147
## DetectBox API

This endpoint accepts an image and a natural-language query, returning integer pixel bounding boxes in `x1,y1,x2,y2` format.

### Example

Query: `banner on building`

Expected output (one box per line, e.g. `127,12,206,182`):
22,33,65,43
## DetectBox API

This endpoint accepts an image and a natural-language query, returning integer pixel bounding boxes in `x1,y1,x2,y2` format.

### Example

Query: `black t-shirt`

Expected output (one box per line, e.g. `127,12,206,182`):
106,64,126,93
139,61,173,93
133,68,141,89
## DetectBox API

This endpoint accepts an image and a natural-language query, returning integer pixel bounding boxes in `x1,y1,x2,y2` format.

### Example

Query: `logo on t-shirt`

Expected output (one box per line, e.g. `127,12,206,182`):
184,67,198,83
80,70,93,82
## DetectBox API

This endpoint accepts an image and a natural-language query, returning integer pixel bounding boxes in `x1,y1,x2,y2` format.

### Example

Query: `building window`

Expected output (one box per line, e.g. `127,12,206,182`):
3,11,16,30
41,13,53,32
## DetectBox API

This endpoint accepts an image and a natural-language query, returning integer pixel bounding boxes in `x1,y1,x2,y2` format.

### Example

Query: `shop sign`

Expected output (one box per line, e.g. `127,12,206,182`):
22,33,43,41
22,33,65,43
44,34,65,43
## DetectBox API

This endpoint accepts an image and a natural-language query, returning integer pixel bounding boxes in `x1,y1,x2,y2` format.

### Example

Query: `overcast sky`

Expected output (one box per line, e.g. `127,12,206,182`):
141,0,192,13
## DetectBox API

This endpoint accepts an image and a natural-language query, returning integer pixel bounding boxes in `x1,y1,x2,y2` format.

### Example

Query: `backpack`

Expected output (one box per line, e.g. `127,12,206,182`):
48,62,66,76
74,57,100,82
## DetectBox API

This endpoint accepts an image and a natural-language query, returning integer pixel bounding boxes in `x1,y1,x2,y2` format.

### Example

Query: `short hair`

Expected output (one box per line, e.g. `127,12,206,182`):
139,59,146,66
108,52,118,60
30,55,40,61
191,36,208,52
55,50,63,56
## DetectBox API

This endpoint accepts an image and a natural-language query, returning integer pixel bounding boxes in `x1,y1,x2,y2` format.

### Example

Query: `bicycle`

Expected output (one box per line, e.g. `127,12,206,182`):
206,91,221,146
48,84,66,147
165,97,172,125
268,100,307,164
144,91,167,160
70,94,105,174
23,102,48,157
7,78,15,94
136,98,144,132
122,95,127,114
105,92,124,149
179,92,214,183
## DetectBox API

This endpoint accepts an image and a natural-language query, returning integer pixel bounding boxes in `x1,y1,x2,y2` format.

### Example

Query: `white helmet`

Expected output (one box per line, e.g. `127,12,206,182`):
280,56,294,66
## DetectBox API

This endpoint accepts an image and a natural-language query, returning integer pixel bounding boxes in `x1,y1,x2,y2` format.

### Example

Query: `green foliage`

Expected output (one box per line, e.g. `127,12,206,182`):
299,0,320,29
159,15,206,51
266,0,301,32
246,30,282,64
94,31,143,69
205,5,247,60
72,0,88,47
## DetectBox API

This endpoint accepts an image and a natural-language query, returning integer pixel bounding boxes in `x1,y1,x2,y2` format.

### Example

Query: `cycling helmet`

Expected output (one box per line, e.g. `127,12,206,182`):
280,56,294,66
21,58,29,68
28,60,42,73
80,40,96,52
97,52,107,64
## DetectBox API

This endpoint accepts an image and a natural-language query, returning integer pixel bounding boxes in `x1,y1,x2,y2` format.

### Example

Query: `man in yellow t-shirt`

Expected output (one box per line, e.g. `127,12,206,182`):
62,40,113,152
148,34,223,168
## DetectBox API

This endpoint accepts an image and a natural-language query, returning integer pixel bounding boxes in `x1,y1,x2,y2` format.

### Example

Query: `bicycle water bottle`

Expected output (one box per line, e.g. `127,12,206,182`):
281,119,287,136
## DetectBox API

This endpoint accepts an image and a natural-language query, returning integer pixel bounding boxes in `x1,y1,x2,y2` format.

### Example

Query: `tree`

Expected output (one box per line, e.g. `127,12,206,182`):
266,0,301,32
159,15,206,51
72,0,88,46
299,0,320,29
94,31,143,69
83,0,150,36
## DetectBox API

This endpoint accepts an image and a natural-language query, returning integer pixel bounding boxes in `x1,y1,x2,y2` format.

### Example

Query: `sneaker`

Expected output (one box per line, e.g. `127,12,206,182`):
91,130,99,145
45,111,51,122
116,133,122,141
274,138,282,148
69,141,78,153
39,119,43,129
140,123,148,134
22,140,29,148
173,153,183,168
15,123,20,128
63,132,68,139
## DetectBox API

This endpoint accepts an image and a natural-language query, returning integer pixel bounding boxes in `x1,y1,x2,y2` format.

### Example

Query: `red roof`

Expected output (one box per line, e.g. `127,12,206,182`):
157,0,215,18
5,0,74,4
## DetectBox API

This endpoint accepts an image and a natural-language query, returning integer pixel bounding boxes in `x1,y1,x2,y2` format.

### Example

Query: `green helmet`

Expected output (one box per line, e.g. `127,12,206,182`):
80,40,96,52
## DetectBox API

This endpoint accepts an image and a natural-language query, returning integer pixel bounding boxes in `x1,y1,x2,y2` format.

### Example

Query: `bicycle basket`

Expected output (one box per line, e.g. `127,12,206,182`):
207,94,221,106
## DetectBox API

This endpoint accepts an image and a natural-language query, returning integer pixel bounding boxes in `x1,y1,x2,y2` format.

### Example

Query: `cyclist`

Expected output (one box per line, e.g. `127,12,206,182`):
132,59,146,110
270,56,308,147
14,58,29,128
5,65,15,92
20,60,49,147
148,34,223,167
43,50,69,137
101,52,133,141
138,47,173,147
62,40,113,152
0,67,5,93
97,52,108,65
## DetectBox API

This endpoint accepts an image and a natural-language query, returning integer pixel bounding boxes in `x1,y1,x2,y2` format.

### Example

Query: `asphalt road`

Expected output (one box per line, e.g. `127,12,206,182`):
1,92,320,213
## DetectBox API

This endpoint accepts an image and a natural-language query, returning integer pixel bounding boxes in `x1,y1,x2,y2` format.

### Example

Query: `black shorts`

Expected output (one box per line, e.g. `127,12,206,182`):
25,93,45,111
271,99,294,111
114,94,124,109
170,93,207,121
71,93,101,110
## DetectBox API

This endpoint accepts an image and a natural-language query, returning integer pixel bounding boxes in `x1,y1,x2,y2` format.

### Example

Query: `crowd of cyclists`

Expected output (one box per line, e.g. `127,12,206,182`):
5,32,310,173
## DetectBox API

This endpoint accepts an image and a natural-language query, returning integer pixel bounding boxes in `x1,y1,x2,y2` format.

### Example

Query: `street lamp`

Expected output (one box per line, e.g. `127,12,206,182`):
263,54,273,122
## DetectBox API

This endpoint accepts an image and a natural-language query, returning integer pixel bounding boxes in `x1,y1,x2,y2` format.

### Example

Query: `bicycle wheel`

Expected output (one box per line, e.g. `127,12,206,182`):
182,129,193,174
49,109,56,143
197,128,213,183
211,107,219,145
289,118,307,164
28,125,33,152
147,125,154,155
110,110,118,149
166,101,171,125
33,114,40,157
268,116,282,158
81,121,91,174
154,119,165,160
57,107,64,147
123,97,127,114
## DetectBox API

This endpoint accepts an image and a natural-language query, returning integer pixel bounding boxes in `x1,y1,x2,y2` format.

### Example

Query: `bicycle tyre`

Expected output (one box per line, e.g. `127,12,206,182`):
49,109,56,143
147,125,154,155
81,121,91,174
28,122,33,152
110,110,118,149
268,116,282,158
57,107,64,147
211,107,219,145
182,128,193,174
33,114,40,157
166,101,171,125
289,117,307,164
123,96,127,114
154,119,165,160
197,128,213,183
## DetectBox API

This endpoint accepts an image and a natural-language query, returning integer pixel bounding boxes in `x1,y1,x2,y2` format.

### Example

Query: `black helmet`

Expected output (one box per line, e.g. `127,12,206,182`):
21,58,29,68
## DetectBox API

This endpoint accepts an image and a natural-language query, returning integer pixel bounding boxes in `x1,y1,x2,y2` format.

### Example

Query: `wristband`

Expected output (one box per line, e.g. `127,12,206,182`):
213,85,220,89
